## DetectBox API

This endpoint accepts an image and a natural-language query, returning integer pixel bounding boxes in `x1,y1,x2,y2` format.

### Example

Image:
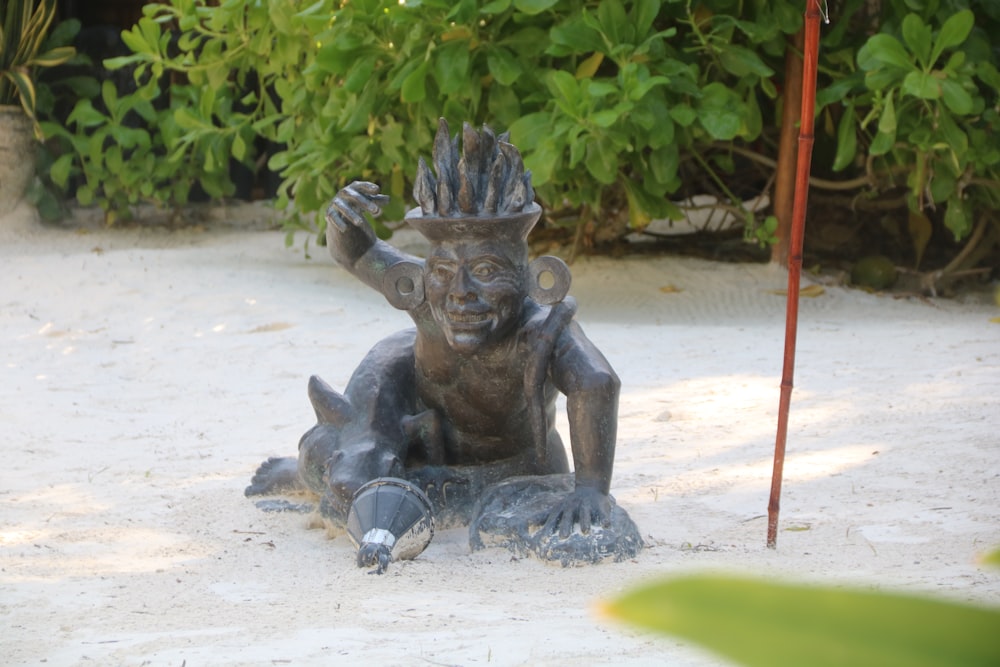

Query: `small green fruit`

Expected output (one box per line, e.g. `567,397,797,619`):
851,255,898,290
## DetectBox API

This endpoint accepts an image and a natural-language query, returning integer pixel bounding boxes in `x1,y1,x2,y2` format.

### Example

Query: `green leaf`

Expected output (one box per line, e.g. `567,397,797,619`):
930,9,974,66
480,0,511,13
648,143,678,186
400,61,429,103
596,0,629,45
633,0,659,38
49,154,74,189
696,83,743,140
76,184,94,207
268,150,289,172
936,108,968,156
548,15,605,56
940,79,973,115
547,70,581,117
342,58,375,94
588,109,618,128
718,45,775,78
902,71,941,100
29,46,76,68
314,43,349,74
982,548,1000,567
901,14,931,68
928,168,957,203
976,62,1000,91
487,48,523,87
585,136,619,184
833,99,858,171
509,112,553,149
627,76,670,102
232,133,247,161
869,129,895,156
119,26,151,55
603,574,1000,667
669,104,697,127
864,67,905,91
623,179,652,229
878,90,897,135
174,107,204,130
67,99,106,128
513,0,559,15
524,139,560,184
9,70,38,118
857,34,913,71
943,196,972,240
434,42,470,96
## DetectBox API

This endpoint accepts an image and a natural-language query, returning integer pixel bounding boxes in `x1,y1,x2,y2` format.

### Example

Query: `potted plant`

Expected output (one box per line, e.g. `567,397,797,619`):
1,0,73,215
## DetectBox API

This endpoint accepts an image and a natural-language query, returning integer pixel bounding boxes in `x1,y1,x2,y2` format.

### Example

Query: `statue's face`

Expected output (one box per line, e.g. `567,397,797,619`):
425,241,526,353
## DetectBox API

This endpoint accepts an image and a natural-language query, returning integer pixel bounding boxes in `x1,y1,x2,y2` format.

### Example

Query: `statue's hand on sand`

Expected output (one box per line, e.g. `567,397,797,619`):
538,486,613,539
326,181,391,232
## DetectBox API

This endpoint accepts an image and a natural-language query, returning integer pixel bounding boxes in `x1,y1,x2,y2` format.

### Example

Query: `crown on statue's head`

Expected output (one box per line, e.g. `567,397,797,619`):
404,118,540,243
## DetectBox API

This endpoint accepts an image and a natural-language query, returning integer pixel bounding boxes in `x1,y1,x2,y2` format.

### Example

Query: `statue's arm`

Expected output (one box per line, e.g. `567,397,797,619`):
538,322,620,537
550,322,620,496
325,181,416,293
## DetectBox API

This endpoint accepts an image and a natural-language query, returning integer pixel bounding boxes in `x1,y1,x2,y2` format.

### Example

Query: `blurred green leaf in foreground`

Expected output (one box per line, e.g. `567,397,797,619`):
602,573,1000,667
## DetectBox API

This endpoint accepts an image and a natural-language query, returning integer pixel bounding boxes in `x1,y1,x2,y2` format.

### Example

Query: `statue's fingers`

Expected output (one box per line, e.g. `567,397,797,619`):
600,503,613,528
367,194,391,216
351,181,381,196
557,507,574,539
340,187,390,217
328,197,369,230
578,503,592,536
325,206,348,232
347,183,390,215
541,509,560,537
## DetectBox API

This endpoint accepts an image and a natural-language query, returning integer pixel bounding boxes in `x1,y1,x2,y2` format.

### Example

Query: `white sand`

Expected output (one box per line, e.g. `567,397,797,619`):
2,200,998,666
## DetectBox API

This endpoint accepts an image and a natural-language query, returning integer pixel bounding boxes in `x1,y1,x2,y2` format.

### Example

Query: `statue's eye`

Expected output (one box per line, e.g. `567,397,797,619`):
431,262,455,280
471,262,498,279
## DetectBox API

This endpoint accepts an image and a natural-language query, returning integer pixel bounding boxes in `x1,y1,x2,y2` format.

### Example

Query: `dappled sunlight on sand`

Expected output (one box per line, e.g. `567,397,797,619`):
0,514,213,579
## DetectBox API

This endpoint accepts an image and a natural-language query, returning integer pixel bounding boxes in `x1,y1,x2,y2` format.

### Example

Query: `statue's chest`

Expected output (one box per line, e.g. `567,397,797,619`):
415,348,529,419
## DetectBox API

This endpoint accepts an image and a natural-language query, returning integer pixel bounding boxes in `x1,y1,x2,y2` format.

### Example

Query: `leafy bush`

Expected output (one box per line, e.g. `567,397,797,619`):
37,0,1000,273
816,0,1000,256
38,0,801,240
0,0,75,136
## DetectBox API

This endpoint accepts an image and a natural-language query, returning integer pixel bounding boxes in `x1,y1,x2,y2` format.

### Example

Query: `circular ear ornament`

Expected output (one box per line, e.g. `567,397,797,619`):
528,255,571,305
382,261,425,310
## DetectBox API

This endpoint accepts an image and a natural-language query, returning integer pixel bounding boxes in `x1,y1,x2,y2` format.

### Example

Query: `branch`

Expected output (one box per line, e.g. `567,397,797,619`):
713,143,909,192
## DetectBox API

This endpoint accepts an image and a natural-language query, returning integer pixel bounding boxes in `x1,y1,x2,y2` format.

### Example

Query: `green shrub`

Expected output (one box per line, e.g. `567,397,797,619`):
37,0,1000,268
817,0,1000,246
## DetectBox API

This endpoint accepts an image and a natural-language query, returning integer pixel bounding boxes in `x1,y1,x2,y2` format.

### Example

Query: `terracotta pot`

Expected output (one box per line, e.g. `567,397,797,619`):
0,106,37,217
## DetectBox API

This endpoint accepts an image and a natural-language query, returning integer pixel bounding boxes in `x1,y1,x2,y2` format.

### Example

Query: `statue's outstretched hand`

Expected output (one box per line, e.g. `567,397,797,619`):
539,486,613,539
326,181,391,232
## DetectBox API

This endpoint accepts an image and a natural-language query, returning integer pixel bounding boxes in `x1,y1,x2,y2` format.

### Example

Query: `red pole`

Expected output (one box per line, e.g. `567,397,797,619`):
767,0,825,549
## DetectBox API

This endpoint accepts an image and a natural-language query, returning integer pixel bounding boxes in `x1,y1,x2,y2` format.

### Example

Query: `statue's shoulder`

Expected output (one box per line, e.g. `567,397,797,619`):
520,298,580,348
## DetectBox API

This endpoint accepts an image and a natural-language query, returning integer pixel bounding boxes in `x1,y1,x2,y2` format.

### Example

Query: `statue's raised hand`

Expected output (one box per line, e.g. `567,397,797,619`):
539,486,613,539
325,182,392,266
326,181,391,232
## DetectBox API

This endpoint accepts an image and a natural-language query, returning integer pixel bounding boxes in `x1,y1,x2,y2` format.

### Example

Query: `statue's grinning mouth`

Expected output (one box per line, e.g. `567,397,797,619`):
449,312,489,324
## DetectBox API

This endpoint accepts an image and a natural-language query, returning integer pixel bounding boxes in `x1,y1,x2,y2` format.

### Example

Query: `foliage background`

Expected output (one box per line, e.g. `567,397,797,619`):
33,0,1000,281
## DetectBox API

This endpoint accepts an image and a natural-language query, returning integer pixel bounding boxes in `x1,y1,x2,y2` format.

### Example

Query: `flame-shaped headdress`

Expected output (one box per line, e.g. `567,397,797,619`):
405,119,541,242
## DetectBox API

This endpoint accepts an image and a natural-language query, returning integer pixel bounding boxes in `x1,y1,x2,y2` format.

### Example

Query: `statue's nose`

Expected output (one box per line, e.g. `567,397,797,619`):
448,266,476,302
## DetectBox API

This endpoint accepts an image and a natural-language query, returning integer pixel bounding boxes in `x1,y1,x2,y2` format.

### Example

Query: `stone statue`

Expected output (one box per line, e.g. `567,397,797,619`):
247,119,641,570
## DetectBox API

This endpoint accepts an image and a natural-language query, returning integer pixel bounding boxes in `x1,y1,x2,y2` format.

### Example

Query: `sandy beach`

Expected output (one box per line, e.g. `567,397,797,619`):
2,200,998,666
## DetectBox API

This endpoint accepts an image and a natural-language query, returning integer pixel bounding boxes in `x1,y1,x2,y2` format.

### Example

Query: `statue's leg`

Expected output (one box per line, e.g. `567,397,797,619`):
245,456,304,497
